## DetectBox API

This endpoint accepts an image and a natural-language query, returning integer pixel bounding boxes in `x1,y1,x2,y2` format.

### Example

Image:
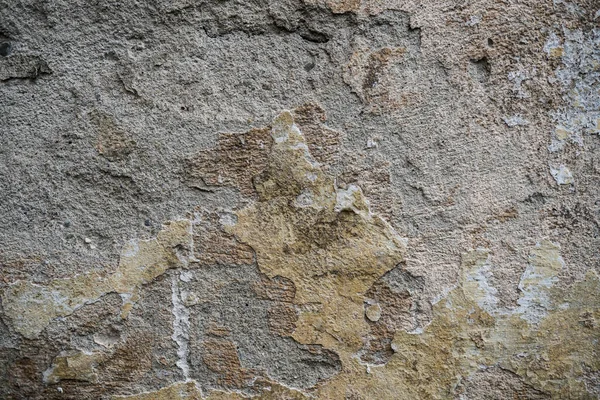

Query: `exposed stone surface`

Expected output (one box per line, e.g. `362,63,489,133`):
1,0,599,399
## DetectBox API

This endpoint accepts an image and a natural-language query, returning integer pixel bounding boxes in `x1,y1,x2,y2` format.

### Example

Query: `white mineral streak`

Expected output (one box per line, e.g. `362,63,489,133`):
171,273,191,380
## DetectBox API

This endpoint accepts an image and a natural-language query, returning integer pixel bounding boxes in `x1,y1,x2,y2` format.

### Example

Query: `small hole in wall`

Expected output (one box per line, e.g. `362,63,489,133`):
469,57,491,83
0,42,12,57
487,38,494,47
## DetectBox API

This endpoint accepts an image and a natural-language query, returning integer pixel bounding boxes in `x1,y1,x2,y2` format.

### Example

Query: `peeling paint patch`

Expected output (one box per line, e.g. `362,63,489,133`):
111,379,308,400
185,103,341,198
1,220,192,338
228,111,407,358
4,107,599,398
212,112,599,398
515,240,564,323
385,244,600,399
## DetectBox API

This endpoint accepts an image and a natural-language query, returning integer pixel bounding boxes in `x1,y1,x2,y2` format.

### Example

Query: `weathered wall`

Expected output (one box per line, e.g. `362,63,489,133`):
0,0,599,399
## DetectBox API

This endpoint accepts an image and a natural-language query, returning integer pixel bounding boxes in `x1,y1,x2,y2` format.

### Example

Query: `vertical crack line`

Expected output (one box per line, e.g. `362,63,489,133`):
171,272,191,380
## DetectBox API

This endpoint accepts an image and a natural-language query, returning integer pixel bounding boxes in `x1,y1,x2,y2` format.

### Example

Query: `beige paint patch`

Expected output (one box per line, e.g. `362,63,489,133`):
227,111,407,356
1,219,192,338
308,246,599,399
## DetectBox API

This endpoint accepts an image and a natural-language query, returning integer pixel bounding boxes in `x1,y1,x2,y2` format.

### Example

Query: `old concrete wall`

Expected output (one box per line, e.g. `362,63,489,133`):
0,0,599,398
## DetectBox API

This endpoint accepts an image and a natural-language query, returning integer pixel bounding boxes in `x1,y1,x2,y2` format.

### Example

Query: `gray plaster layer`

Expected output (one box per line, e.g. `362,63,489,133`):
1,0,599,398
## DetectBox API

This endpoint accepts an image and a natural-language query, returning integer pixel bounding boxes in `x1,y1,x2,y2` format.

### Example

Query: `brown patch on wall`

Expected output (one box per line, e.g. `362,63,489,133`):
360,283,413,364
91,110,136,161
338,151,397,221
202,338,256,389
267,303,298,337
185,103,341,198
253,275,296,303
254,275,298,336
343,47,410,114
98,331,154,383
206,323,232,338
185,127,272,196
293,103,341,169
192,211,255,266
359,268,426,365
7,357,40,397
6,107,599,398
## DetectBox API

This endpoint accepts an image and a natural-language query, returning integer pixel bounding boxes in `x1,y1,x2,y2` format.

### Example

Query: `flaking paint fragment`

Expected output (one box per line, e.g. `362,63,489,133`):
550,164,574,185
43,350,104,384
228,111,407,357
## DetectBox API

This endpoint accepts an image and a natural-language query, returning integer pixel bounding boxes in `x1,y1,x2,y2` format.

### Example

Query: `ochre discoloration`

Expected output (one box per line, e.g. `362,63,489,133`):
227,111,407,356
112,380,309,400
202,338,255,390
185,127,272,196
254,275,299,336
359,271,422,365
380,244,600,399
192,211,255,266
223,114,598,398
112,381,202,400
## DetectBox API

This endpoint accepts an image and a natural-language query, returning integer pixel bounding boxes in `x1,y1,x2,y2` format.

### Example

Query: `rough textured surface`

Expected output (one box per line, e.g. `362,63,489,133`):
1,0,599,399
